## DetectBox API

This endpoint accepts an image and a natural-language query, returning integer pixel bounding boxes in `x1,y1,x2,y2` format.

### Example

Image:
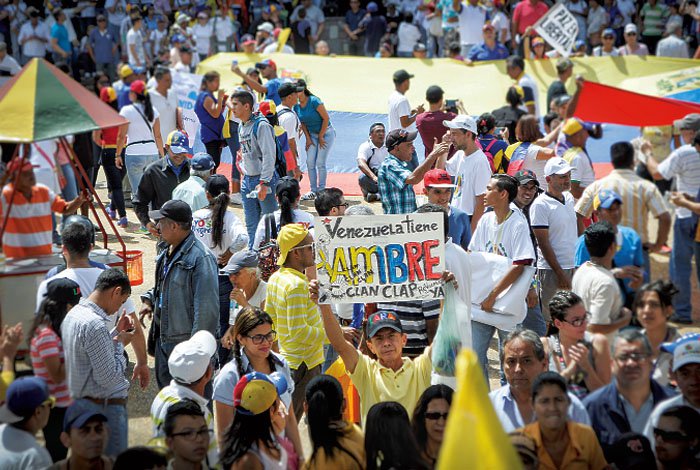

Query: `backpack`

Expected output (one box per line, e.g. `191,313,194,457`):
252,114,287,179
482,138,509,174
257,213,280,281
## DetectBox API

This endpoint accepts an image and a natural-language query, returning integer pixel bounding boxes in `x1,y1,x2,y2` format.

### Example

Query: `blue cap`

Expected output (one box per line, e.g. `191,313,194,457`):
660,333,700,372
574,39,586,50
191,152,214,171
132,66,146,75
0,377,50,423
166,130,192,155
593,189,622,210
171,33,186,44
602,28,616,37
367,2,378,12
63,401,108,432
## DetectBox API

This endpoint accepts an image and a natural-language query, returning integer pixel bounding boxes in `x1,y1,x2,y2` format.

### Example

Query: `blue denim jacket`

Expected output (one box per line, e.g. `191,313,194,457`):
142,232,219,344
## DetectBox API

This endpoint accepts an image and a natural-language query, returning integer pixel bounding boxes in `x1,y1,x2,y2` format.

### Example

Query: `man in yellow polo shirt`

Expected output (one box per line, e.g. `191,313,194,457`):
309,280,443,425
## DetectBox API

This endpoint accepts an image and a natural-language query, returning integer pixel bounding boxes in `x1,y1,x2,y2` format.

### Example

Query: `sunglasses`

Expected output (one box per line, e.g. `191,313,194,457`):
291,243,315,252
654,428,691,443
425,412,449,421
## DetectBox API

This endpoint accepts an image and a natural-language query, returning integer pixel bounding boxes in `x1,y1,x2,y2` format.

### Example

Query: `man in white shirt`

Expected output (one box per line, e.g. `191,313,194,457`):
453,0,488,57
357,122,388,202
17,7,49,63
126,13,148,68
656,21,689,58
530,157,578,323
388,69,422,170
572,221,631,341
437,114,492,232
469,174,535,384
148,66,181,143
0,42,20,85
506,55,539,117
276,82,303,180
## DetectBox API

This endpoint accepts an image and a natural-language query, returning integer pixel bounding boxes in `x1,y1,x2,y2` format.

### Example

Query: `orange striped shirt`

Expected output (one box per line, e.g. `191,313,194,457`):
1,184,66,258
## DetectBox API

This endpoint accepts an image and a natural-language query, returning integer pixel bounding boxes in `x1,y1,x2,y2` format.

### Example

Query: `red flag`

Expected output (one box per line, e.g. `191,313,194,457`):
574,81,700,127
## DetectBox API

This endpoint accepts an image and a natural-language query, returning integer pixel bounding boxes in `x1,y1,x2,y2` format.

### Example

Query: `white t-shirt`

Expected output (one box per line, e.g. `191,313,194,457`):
119,103,160,156
397,22,422,53
36,267,137,330
457,4,488,46
192,208,249,258
228,281,268,325
192,22,213,56
104,0,127,26
262,43,295,54
0,424,52,469
445,149,492,216
518,73,540,118
29,140,60,194
530,192,578,270
388,90,415,132
562,147,596,190
18,21,50,57
658,144,700,219
148,87,178,143
126,27,146,66
252,209,315,250
149,28,168,57
213,15,234,51
572,262,624,341
592,46,620,56
491,10,511,42
469,209,535,262
617,0,636,24
357,139,388,170
278,106,300,144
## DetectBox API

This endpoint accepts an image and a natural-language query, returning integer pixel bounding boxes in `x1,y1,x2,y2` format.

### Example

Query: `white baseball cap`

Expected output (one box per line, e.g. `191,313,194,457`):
443,115,477,134
624,23,637,34
661,333,700,372
257,22,274,34
168,330,217,384
544,157,575,177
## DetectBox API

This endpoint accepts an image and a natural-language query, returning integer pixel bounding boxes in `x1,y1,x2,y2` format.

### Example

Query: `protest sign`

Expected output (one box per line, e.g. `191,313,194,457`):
314,214,446,304
169,69,202,150
534,3,579,58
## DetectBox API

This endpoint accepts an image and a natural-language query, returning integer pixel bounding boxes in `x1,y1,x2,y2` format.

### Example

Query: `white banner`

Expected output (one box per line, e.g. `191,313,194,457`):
314,214,446,304
169,69,203,151
534,3,579,58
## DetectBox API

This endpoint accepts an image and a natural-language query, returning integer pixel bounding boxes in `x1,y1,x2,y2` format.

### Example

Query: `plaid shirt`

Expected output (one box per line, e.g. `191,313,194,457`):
378,154,417,214
61,298,129,399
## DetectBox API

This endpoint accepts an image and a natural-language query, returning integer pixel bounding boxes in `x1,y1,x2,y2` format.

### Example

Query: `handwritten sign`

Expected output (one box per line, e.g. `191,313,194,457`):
534,3,579,58
314,214,446,304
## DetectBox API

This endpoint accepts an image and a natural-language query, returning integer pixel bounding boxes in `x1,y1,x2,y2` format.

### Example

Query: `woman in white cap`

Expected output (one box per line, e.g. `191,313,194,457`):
192,11,213,61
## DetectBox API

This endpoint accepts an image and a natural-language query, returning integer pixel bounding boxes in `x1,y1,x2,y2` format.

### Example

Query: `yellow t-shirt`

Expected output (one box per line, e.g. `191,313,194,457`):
642,126,674,163
0,370,15,401
520,421,608,470
304,422,366,470
349,349,432,426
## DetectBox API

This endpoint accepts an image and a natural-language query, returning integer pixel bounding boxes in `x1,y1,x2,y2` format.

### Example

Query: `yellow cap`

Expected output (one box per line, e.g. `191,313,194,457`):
119,64,134,79
562,118,584,136
276,224,309,265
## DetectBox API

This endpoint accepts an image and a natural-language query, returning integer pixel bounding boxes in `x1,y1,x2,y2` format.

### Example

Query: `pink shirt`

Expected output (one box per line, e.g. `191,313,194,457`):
513,0,549,35
30,327,72,407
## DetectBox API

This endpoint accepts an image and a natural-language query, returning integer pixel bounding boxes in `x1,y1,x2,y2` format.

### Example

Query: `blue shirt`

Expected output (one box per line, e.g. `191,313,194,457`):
265,77,283,106
489,383,591,433
449,207,472,251
117,87,132,110
574,225,646,298
378,154,417,215
195,91,225,144
345,8,366,31
89,28,117,64
467,41,509,62
51,23,71,53
294,95,326,135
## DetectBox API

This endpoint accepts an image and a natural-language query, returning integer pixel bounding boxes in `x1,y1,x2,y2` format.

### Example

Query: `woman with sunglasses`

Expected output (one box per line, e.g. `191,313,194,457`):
411,385,453,468
636,280,681,387
542,290,611,399
212,307,303,461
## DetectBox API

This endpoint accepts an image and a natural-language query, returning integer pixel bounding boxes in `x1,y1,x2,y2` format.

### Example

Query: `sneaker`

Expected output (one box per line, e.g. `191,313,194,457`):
367,193,381,203
106,207,117,220
117,217,128,228
137,226,150,234
300,192,316,201
230,193,243,206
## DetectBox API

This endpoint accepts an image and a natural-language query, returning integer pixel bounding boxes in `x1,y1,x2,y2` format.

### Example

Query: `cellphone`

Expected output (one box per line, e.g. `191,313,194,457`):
231,59,238,67
495,127,506,136
445,99,458,109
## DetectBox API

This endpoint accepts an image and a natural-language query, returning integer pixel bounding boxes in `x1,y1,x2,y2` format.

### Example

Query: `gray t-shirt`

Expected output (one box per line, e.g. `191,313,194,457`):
0,424,52,469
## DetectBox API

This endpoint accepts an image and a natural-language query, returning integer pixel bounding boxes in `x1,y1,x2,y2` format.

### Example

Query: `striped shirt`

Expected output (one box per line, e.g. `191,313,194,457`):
30,327,72,407
641,3,670,36
61,298,129,399
265,267,326,370
0,184,66,258
377,300,440,357
575,169,668,243
150,380,218,467
658,145,700,219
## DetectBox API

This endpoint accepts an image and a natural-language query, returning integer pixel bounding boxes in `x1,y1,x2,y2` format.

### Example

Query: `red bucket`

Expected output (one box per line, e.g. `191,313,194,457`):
116,250,144,286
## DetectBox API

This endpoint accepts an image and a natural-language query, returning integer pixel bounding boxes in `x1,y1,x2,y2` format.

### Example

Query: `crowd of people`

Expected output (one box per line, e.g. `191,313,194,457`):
1,0,700,470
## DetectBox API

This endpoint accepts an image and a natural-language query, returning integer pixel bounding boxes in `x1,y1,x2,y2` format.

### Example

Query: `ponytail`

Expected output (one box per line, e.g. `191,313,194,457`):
275,177,300,227
29,297,71,348
134,92,154,122
210,192,230,250
305,375,348,463
279,190,294,227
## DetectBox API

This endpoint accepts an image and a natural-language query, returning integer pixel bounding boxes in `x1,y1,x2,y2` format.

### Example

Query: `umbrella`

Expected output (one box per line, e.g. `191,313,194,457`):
0,58,127,143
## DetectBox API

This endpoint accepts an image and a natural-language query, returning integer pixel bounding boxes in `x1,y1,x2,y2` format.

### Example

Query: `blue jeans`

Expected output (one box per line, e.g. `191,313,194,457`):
471,320,508,391
519,304,547,337
74,398,127,457
306,127,336,193
670,217,699,321
60,163,78,201
241,174,278,248
124,154,158,201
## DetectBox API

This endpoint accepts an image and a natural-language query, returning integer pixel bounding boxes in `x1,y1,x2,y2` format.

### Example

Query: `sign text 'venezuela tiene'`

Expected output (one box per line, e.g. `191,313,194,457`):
314,214,446,303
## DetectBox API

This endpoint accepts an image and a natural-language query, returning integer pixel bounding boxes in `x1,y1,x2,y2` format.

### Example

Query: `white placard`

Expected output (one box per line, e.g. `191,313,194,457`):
534,3,579,58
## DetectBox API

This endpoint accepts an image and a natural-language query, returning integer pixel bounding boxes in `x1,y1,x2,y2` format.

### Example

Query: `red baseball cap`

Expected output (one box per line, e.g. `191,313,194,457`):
424,169,456,188
255,59,276,70
130,80,147,95
6,158,38,175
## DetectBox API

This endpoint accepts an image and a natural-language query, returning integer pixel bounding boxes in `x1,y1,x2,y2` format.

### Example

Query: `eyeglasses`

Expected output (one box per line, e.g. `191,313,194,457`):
654,428,691,443
333,202,349,209
425,412,449,421
614,352,650,363
291,243,315,252
246,330,277,344
171,428,214,441
561,312,591,327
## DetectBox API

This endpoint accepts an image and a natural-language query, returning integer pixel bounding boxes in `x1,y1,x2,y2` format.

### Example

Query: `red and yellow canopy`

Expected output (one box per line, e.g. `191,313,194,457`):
0,58,127,143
